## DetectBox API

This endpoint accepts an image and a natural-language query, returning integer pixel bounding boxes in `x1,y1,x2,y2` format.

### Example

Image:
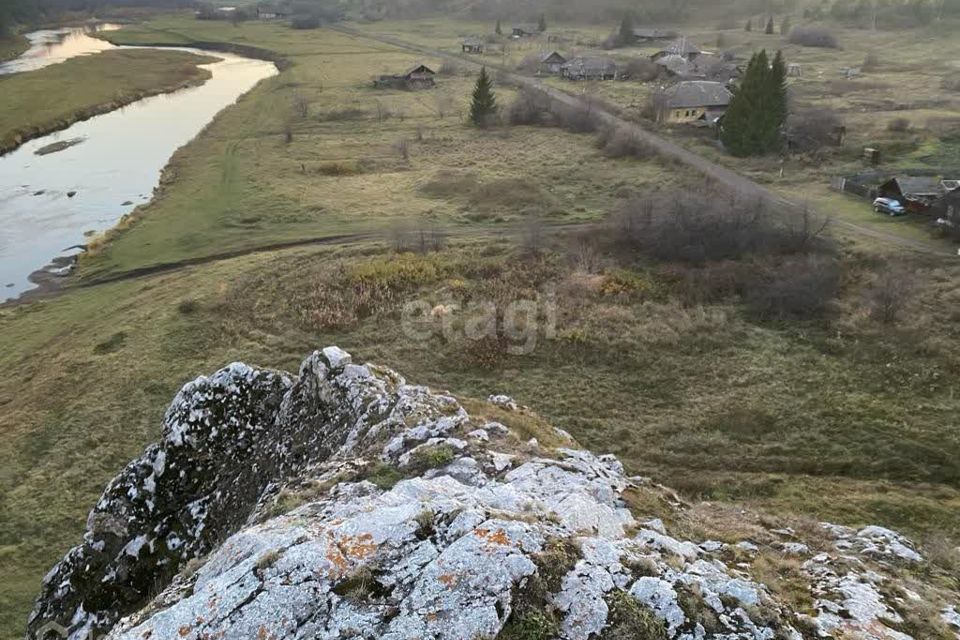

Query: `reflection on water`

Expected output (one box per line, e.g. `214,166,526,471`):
0,49,277,301
0,23,121,75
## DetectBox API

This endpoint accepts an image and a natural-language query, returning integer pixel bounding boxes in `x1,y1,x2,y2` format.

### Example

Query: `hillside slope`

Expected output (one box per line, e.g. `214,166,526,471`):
27,348,960,640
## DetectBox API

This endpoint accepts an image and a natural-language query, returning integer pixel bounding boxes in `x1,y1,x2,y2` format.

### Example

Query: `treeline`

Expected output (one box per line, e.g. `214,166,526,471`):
820,0,960,26
1,0,193,34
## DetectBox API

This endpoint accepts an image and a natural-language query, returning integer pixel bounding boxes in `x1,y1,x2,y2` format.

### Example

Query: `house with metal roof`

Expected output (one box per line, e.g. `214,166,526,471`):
654,80,733,125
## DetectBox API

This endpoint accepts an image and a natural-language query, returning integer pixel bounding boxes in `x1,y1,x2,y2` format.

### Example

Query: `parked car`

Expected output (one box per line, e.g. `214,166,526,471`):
873,197,906,216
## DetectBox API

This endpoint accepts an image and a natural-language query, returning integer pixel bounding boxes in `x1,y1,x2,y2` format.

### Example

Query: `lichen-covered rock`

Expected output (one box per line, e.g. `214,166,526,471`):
27,348,960,640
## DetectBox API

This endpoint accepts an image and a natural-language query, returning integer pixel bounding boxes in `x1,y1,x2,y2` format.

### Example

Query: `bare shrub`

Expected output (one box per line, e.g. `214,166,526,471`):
866,269,912,324
394,138,410,160
519,214,547,255
597,126,654,159
862,52,880,70
291,91,309,119
788,25,840,48
612,191,831,264
943,76,960,92
887,117,910,132
624,58,660,82
745,256,841,320
508,86,552,125
786,108,844,152
553,101,601,133
283,123,293,144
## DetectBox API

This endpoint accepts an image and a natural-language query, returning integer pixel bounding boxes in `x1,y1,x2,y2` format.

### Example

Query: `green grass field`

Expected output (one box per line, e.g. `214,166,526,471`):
1,12,959,639
0,48,217,153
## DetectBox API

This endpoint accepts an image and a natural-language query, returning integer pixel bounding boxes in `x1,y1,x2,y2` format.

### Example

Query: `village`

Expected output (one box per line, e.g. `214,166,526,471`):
364,15,960,240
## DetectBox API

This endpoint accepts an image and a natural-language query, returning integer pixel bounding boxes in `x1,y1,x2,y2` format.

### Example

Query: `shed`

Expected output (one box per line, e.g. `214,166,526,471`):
462,38,485,54
560,57,619,81
538,51,567,75
512,24,539,38
878,176,945,212
655,80,732,125
654,54,700,78
374,64,437,90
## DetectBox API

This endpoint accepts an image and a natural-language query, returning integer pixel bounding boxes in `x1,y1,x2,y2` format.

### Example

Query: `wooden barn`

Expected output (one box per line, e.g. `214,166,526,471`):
374,64,437,90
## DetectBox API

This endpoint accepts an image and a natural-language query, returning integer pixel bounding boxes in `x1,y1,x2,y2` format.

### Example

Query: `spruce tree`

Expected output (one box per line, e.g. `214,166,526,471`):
538,14,547,32
765,16,775,33
469,67,497,127
618,11,635,45
745,18,753,31
721,49,789,156
495,19,502,36
722,50,769,156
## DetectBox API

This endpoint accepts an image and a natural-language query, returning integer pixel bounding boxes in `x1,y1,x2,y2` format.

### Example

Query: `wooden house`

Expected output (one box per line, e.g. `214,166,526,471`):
538,51,567,75
512,24,539,38
654,80,732,125
878,176,946,213
374,64,437,90
560,57,619,81
462,38,485,54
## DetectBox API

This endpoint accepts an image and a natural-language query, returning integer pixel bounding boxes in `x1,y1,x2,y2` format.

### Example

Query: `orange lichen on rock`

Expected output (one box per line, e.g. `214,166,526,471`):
474,527,510,546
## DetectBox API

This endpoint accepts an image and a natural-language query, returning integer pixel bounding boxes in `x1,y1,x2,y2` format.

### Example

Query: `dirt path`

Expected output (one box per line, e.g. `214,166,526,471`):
331,25,956,258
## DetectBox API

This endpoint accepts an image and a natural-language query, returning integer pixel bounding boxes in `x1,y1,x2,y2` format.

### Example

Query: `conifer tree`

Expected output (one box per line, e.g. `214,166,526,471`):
722,49,789,156
765,16,775,33
745,18,753,31
469,67,497,127
618,11,635,45
537,14,547,32
495,19,502,36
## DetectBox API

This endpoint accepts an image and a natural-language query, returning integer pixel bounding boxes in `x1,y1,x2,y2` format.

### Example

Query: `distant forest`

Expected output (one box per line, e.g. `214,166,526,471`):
3,0,960,36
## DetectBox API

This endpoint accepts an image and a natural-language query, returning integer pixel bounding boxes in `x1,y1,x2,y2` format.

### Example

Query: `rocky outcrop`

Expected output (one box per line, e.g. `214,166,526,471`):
27,348,960,640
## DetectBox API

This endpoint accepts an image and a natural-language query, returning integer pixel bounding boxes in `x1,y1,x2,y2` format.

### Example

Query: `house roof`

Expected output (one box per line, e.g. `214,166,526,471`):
655,54,699,77
887,176,945,197
662,81,732,108
513,23,539,33
561,57,619,75
404,64,436,77
540,51,567,63
462,37,484,46
660,39,702,56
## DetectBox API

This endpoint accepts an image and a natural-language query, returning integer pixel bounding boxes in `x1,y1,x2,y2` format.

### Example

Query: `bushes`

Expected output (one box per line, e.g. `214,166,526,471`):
508,86,552,126
786,108,844,152
787,25,840,48
624,58,660,82
597,126,655,159
612,192,831,264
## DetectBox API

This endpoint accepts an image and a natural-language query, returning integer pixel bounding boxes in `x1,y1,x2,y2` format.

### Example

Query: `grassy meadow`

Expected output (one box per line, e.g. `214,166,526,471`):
354,16,960,250
0,48,218,154
1,12,960,639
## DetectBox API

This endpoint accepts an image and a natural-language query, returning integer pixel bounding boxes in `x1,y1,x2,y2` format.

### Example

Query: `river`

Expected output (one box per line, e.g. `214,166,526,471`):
0,25,277,302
